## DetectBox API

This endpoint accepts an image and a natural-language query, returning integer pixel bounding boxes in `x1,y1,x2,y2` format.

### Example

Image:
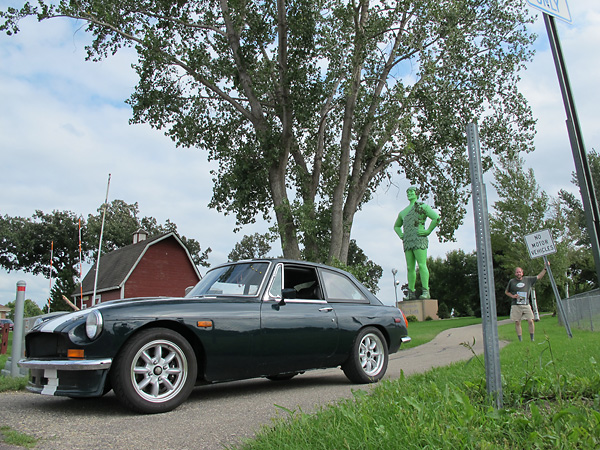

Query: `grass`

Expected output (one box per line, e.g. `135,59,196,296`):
0,427,38,449
0,332,28,392
234,316,600,450
401,316,485,349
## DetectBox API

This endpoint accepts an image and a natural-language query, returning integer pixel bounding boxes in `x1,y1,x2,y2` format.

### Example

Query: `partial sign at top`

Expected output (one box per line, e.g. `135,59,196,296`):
524,229,557,259
527,0,572,24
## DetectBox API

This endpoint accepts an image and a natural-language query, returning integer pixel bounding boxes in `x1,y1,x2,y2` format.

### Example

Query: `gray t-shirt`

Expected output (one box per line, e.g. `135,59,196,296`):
506,276,537,306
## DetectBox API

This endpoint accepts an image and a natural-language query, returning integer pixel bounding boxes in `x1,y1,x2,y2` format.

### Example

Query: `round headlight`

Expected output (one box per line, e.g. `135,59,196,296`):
85,310,103,340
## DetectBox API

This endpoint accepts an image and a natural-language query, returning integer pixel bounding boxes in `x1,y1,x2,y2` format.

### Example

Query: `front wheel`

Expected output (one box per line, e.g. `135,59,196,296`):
111,328,197,414
342,327,388,384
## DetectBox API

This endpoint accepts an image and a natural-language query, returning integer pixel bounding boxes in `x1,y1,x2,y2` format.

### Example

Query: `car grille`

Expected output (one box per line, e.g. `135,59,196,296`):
26,332,69,358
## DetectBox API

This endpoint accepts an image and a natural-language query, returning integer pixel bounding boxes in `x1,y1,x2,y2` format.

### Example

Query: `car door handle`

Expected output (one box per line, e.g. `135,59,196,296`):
319,307,333,313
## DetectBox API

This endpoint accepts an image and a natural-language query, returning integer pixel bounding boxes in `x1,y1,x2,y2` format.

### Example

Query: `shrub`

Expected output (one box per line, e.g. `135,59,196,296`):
438,302,451,319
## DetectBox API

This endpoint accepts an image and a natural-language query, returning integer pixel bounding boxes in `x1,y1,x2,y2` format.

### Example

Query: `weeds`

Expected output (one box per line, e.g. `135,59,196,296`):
0,426,38,448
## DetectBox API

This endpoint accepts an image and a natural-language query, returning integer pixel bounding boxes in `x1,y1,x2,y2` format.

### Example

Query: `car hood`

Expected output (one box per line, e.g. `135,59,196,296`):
33,296,183,333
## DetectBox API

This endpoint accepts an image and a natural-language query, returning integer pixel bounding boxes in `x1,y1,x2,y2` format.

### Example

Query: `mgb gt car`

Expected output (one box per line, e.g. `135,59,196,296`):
19,259,410,413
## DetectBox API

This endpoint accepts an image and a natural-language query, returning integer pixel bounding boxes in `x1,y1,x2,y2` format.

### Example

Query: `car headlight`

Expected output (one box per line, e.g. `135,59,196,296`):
85,310,104,340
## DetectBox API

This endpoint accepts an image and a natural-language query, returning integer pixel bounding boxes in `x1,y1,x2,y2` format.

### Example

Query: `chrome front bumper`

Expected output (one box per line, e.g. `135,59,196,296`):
19,358,112,370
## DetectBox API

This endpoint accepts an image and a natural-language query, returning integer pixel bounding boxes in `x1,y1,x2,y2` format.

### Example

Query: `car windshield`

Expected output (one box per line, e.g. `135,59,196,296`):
186,262,269,297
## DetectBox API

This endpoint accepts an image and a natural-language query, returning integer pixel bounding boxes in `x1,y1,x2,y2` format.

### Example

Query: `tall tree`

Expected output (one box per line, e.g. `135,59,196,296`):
552,149,600,292
2,0,537,264
87,199,211,266
228,233,275,261
489,153,560,312
0,210,84,278
343,239,383,295
0,203,210,306
6,298,43,319
427,250,479,316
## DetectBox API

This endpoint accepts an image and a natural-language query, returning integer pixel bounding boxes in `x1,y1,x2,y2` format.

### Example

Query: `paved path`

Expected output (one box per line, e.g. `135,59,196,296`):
0,320,511,450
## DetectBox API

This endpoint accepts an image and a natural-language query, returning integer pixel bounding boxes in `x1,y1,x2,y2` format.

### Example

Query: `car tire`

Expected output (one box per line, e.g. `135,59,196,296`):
111,328,197,414
342,327,388,384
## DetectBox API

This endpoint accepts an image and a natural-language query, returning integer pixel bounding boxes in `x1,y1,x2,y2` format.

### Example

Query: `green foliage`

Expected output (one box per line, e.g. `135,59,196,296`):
551,149,600,293
0,333,29,392
0,209,85,277
406,315,418,323
329,240,383,294
0,200,210,304
1,0,538,263
437,302,450,319
87,200,211,267
490,152,560,313
228,233,275,262
0,426,38,448
5,299,43,319
428,250,479,317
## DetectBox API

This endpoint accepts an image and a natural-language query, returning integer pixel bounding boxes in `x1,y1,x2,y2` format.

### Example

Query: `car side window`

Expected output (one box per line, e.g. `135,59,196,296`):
268,264,283,298
283,265,322,300
321,270,367,302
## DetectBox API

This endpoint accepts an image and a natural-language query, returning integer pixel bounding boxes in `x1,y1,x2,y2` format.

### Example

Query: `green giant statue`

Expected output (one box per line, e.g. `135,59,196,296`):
394,186,440,300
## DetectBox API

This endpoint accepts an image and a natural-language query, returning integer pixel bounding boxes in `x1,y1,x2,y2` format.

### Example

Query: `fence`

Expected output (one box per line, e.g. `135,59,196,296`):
563,289,600,332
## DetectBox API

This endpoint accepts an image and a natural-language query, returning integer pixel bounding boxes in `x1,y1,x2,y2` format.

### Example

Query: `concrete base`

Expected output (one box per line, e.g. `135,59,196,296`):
397,299,439,321
1,357,28,377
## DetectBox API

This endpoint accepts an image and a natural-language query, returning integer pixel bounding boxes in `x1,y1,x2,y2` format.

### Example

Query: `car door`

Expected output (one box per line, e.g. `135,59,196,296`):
258,263,339,375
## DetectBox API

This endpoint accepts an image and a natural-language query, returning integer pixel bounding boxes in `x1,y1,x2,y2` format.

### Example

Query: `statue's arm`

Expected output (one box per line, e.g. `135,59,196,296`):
394,212,404,239
420,205,440,236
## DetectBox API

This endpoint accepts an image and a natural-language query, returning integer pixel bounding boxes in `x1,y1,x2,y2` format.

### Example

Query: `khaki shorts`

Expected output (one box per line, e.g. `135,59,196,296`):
511,304,534,321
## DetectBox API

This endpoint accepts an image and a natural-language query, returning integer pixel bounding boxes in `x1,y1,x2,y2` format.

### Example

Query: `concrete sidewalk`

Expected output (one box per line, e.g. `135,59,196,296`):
387,318,514,378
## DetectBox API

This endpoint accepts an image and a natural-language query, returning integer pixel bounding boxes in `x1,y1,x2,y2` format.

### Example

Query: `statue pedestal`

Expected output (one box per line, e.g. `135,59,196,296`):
397,299,439,321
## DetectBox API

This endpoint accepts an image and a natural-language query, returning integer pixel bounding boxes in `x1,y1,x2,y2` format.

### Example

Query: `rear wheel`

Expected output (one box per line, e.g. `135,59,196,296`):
342,327,388,384
111,328,197,414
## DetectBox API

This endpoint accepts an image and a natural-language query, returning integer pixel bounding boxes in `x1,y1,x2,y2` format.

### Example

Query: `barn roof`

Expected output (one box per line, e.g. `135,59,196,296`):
75,232,199,297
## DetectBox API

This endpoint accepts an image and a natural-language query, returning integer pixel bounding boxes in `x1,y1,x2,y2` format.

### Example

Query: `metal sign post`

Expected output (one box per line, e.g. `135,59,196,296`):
524,230,572,338
467,122,502,409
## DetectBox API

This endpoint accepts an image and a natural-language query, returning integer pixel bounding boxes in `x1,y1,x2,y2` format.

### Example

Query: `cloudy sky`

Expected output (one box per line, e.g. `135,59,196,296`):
1,1,599,309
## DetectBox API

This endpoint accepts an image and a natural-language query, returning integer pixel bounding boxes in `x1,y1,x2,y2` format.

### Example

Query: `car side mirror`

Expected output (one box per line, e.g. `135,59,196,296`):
277,288,298,306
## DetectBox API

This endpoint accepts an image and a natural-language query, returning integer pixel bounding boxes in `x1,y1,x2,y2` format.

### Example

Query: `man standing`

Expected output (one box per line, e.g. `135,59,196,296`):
505,263,548,341
394,186,440,300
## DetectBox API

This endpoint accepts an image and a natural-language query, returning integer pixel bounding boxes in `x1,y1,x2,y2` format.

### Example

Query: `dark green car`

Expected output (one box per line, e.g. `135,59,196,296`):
19,259,410,414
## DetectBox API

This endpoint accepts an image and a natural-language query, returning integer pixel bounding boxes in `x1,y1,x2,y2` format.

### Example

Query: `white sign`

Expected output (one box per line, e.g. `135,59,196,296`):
527,0,572,24
524,229,557,259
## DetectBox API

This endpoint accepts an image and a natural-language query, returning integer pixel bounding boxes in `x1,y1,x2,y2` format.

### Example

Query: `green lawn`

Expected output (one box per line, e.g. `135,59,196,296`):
401,316,486,349
0,332,28,392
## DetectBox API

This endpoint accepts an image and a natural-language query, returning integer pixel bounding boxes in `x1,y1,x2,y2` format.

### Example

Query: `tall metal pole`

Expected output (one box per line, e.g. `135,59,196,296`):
11,281,26,377
467,122,502,409
92,174,111,306
392,268,399,304
544,13,600,284
543,255,573,338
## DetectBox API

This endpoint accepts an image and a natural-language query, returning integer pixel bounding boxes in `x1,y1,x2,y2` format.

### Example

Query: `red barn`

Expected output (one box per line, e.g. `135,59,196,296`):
73,231,201,309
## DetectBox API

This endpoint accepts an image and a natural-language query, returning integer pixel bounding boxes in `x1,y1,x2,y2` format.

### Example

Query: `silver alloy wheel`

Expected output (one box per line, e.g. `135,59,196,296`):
130,339,188,403
358,332,385,377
